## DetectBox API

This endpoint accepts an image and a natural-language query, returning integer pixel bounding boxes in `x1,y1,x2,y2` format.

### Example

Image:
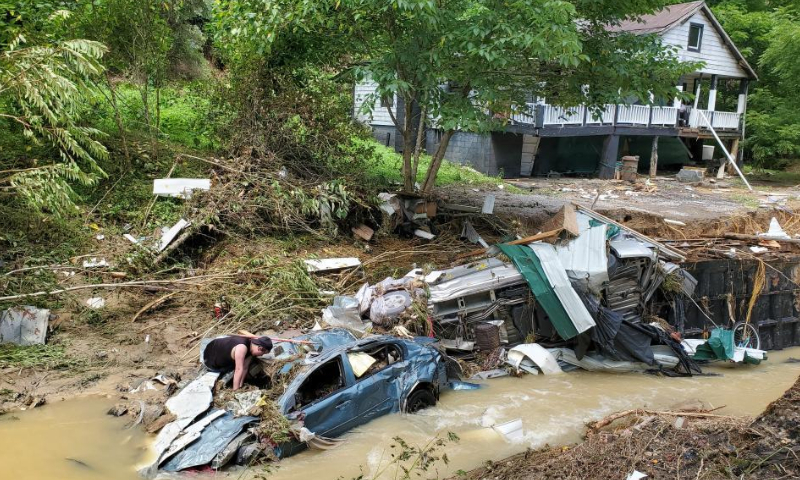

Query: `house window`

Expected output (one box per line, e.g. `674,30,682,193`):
688,23,703,52
381,95,394,109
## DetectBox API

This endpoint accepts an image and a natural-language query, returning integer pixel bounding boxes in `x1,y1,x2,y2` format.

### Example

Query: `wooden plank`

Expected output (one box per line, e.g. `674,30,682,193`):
456,228,563,260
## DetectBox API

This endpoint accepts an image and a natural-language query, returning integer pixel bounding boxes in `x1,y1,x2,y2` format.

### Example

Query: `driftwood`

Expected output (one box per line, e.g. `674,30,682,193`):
131,292,177,323
711,232,800,245
0,273,237,302
588,407,732,430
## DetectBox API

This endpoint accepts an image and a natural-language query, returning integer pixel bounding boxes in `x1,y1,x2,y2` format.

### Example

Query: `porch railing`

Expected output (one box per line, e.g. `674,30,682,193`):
509,103,739,131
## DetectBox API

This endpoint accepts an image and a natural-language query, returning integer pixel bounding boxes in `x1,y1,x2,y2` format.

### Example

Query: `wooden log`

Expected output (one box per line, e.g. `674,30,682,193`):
711,232,800,245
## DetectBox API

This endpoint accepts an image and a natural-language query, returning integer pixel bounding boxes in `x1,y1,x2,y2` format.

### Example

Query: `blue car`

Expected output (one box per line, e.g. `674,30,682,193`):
275,335,450,456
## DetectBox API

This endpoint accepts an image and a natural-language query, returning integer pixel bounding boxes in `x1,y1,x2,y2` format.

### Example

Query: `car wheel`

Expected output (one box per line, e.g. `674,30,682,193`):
406,388,436,413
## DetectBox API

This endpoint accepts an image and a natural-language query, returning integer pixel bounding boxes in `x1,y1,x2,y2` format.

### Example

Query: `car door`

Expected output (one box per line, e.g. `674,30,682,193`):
295,354,357,438
347,342,408,427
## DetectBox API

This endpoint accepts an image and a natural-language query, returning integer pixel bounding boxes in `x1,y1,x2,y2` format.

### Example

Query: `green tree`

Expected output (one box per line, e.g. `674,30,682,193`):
0,10,108,215
711,1,800,167
217,0,694,193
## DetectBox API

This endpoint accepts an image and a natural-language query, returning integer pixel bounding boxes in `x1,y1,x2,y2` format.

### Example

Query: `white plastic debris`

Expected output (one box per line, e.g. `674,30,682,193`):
507,344,563,375
304,257,361,272
492,418,524,443
153,178,211,199
158,218,190,252
481,194,495,214
750,246,769,254
626,471,648,480
760,217,790,239
413,229,435,240
123,234,139,244
82,257,109,268
95,234,105,240
86,297,105,309
664,218,687,227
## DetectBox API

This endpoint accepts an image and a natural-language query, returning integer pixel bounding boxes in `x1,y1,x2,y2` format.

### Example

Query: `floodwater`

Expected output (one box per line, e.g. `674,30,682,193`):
1,347,798,480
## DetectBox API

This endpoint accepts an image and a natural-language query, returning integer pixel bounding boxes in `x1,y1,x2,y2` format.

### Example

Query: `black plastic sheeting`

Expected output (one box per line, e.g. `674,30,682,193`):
575,287,700,375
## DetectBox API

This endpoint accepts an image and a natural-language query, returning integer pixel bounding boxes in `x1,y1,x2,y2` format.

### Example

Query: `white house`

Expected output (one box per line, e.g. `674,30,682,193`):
353,1,757,178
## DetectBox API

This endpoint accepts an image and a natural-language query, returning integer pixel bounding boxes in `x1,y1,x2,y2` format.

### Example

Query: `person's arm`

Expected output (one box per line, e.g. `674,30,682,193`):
232,345,249,390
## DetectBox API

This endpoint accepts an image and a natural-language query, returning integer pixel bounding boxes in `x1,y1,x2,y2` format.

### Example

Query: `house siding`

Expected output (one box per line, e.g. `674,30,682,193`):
660,11,748,78
353,81,396,126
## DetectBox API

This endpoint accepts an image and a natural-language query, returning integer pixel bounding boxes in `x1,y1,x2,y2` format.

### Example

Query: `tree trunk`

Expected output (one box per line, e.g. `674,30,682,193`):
649,136,659,178
412,105,427,181
141,78,151,129
106,72,130,165
421,129,455,194
401,95,415,192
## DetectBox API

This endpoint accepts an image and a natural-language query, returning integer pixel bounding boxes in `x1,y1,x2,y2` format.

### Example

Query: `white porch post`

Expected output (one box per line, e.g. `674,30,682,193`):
692,76,702,110
673,85,683,108
707,74,718,111
737,79,749,114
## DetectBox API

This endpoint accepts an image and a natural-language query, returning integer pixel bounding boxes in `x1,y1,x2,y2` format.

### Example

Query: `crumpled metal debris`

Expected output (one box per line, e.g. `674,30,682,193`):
0,306,50,345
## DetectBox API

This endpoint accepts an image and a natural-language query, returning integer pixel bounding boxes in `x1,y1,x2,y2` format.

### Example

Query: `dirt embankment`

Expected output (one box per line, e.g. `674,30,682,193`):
456,374,800,480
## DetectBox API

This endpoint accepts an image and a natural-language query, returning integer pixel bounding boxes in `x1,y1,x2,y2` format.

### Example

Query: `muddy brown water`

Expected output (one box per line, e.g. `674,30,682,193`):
2,348,799,480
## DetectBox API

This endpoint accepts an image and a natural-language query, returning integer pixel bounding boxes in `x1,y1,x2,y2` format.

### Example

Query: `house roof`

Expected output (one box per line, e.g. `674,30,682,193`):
610,1,757,80
611,1,705,35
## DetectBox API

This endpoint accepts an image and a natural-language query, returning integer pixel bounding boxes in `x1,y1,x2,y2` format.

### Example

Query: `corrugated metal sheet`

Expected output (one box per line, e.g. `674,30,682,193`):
556,224,608,293
497,243,595,340
427,264,523,303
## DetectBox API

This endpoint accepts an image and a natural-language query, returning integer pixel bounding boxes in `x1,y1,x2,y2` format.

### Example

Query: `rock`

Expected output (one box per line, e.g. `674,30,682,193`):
107,404,128,417
676,168,704,183
236,442,263,466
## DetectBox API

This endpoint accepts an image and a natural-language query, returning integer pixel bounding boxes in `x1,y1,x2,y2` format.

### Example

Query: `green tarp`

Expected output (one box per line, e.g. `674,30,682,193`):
693,328,735,361
497,244,581,339
693,328,763,364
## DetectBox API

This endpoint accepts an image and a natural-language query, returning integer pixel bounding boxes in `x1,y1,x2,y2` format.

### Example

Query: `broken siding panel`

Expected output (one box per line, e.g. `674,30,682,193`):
353,81,396,126
660,11,747,78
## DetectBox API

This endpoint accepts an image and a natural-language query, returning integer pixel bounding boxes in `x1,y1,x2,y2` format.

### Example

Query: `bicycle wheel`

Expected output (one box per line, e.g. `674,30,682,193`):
732,321,761,350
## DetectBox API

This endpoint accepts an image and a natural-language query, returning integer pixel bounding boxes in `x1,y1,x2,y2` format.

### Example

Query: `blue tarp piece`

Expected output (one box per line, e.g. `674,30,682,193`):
162,412,258,472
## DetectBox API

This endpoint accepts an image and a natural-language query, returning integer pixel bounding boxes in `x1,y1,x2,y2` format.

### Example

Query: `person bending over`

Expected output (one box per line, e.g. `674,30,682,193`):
204,336,272,390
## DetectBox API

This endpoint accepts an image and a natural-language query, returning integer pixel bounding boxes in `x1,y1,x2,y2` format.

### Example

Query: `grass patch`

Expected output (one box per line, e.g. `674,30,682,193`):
0,344,82,370
89,81,228,151
730,193,760,209
359,139,517,190
742,165,800,186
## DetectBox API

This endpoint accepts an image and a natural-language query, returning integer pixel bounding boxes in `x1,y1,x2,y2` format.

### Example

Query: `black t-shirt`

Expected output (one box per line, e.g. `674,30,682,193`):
204,336,251,371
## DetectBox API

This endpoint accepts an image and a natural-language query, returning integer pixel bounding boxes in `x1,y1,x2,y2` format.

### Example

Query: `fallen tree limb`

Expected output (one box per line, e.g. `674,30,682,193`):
131,292,178,323
0,273,237,302
588,408,734,430
710,232,800,245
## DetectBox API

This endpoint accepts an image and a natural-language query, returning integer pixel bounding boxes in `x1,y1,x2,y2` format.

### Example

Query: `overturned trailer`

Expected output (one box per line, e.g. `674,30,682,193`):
425,204,797,375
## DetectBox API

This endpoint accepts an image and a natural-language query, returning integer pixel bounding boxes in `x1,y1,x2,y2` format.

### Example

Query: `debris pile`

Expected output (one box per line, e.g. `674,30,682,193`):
455,375,800,480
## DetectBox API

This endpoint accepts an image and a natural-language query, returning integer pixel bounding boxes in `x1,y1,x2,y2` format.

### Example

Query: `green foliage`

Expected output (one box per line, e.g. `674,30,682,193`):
89,82,226,150
218,0,696,192
359,432,460,480
358,138,510,188
711,1,800,167
0,343,80,370
0,20,109,215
